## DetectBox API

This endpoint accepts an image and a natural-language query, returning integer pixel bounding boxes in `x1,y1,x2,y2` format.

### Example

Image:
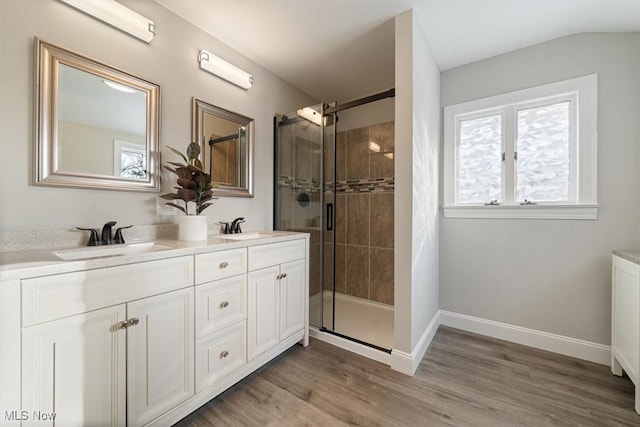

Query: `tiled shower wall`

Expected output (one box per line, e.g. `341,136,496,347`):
277,119,395,309
325,121,395,306
211,139,237,186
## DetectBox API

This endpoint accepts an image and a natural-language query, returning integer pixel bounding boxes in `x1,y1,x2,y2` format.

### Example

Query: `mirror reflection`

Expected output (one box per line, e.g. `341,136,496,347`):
35,39,160,192
58,64,147,179
193,98,254,198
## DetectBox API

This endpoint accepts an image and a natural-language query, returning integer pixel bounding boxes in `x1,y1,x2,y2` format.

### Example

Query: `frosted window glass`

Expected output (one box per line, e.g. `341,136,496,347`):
457,114,502,203
120,149,146,178
516,102,570,202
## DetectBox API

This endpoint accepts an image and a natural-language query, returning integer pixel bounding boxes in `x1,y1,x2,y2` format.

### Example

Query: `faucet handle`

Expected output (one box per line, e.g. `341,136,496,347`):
234,219,245,234
218,221,230,234
76,227,100,246
113,225,133,244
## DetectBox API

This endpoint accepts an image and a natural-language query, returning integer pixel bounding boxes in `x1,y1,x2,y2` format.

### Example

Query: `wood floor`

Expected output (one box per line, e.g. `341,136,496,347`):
174,326,639,426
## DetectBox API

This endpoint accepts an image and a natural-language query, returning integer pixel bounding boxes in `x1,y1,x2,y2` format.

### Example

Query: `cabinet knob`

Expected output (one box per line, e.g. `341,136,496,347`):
219,350,229,359
276,273,282,280
128,318,140,327
282,273,287,278
219,301,229,309
219,261,229,269
118,321,128,330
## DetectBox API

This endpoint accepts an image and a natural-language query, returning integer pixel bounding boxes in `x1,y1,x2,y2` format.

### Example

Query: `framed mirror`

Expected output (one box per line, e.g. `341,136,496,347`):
34,38,160,192
192,98,254,198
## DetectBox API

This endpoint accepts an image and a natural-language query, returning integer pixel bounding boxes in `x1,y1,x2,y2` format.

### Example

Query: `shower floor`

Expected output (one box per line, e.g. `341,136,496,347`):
311,291,394,350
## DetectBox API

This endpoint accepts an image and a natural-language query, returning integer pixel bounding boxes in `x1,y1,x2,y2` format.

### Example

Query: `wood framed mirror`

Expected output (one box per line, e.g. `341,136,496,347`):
34,38,160,192
192,98,254,198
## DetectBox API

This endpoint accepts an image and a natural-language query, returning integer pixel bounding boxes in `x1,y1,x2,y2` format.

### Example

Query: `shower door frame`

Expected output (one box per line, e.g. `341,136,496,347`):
273,90,395,353
319,89,395,353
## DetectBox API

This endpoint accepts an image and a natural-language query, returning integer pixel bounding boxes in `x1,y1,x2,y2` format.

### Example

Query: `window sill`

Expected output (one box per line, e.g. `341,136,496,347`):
442,204,598,220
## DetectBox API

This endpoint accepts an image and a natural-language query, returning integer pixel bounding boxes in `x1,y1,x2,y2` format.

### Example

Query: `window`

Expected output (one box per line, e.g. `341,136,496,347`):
113,140,147,179
444,74,597,219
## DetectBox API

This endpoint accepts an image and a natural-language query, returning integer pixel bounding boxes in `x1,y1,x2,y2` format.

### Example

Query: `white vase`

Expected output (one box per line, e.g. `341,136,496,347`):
178,215,208,241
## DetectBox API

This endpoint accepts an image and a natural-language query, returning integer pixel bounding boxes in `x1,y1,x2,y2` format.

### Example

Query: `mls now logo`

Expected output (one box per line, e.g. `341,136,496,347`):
4,410,56,421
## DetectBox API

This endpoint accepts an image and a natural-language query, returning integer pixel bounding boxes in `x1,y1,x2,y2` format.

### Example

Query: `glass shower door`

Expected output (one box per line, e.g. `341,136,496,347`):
323,98,396,351
275,96,395,351
274,104,326,328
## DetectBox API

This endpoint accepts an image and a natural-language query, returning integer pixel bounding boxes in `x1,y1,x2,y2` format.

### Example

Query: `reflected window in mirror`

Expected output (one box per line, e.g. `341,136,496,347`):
114,140,146,178
193,98,254,198
35,38,160,192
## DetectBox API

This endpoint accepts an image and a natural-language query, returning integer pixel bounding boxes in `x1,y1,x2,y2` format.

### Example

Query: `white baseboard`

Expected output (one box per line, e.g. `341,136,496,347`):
439,310,610,366
391,311,440,375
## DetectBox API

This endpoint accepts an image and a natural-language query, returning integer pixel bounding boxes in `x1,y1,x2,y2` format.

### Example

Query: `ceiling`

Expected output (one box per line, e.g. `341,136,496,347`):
156,0,640,103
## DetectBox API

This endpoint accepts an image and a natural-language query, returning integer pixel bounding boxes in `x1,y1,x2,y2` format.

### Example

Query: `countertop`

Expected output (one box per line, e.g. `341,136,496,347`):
0,231,309,282
613,250,640,266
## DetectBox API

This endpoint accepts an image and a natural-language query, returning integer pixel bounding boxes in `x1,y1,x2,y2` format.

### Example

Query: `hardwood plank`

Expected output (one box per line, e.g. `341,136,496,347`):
174,326,639,426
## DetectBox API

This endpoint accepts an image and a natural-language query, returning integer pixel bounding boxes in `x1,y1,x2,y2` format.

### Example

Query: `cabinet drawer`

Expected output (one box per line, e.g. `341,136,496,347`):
248,239,306,271
22,256,194,327
196,275,246,338
195,321,246,392
195,248,247,284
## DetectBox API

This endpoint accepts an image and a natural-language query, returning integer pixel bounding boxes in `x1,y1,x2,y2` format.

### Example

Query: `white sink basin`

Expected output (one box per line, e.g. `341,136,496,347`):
218,233,276,241
55,242,173,261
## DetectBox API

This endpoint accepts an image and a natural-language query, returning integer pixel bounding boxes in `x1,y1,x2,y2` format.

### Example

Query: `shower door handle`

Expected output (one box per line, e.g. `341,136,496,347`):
326,203,333,231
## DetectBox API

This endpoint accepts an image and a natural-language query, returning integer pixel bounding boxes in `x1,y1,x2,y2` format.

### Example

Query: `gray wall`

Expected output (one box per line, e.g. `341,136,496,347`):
394,10,440,359
440,33,640,345
409,12,440,350
0,0,316,232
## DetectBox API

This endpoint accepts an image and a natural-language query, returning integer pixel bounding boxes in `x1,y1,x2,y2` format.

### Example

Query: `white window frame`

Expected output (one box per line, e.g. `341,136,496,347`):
443,74,598,220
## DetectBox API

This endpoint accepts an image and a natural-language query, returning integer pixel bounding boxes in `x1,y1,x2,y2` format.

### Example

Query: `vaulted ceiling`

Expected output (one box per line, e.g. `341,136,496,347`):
156,0,640,102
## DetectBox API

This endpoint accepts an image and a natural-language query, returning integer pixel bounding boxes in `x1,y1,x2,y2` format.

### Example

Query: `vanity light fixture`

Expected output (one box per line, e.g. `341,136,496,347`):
198,50,253,90
296,107,322,125
59,0,155,43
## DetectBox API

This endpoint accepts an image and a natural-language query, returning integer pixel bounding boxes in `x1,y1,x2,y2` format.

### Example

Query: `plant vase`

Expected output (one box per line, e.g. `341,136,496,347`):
178,215,208,241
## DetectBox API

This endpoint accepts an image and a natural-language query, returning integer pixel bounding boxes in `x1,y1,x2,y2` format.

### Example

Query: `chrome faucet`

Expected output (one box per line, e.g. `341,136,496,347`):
77,221,132,246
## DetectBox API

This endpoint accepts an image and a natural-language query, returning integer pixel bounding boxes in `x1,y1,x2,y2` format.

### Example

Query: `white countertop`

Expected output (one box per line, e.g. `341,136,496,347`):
613,250,640,266
0,231,308,282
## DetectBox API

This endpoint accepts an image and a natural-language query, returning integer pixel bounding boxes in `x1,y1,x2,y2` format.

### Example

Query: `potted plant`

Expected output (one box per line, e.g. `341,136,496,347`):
160,142,214,241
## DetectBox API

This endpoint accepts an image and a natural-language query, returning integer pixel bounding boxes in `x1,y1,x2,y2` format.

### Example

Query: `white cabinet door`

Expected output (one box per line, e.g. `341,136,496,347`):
279,259,306,340
22,305,127,427
247,266,280,361
127,288,194,427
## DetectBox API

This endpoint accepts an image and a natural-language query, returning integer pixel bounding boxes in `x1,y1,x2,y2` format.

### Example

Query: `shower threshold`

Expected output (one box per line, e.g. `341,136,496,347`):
308,326,392,366
319,327,391,353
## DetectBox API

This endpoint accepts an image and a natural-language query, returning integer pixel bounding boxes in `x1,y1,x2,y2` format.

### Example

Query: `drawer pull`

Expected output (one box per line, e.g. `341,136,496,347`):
219,350,229,359
219,301,229,309
219,261,229,269
117,318,140,329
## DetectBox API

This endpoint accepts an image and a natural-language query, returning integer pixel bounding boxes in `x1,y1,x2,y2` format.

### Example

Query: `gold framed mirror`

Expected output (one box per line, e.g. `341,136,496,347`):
34,38,160,192
192,98,254,198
